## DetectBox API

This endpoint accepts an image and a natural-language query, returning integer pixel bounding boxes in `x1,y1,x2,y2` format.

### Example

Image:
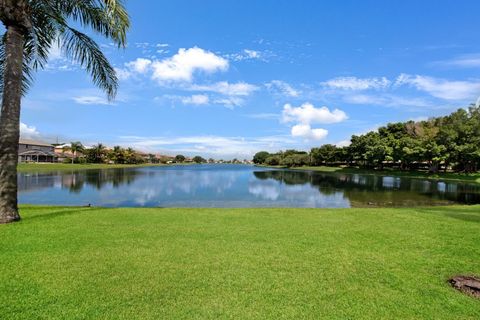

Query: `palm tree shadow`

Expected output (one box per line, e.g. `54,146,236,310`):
26,207,114,222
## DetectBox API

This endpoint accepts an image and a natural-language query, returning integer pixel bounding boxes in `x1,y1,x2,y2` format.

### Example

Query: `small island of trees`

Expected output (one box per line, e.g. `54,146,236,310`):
254,105,480,173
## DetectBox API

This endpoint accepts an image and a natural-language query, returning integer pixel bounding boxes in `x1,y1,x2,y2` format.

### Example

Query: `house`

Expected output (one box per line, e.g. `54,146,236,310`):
18,139,57,163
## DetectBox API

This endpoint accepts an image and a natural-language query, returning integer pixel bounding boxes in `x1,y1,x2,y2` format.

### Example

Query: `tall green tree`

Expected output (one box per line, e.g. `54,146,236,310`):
0,1,129,223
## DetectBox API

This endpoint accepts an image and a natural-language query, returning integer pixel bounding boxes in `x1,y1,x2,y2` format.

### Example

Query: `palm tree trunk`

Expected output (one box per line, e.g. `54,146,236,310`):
0,24,26,224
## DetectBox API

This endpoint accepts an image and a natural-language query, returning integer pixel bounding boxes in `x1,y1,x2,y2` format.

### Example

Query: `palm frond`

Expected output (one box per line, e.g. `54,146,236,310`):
60,27,117,99
42,0,129,47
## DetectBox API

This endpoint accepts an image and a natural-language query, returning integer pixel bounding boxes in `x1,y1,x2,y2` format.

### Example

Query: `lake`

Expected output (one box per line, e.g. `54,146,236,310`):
18,164,480,208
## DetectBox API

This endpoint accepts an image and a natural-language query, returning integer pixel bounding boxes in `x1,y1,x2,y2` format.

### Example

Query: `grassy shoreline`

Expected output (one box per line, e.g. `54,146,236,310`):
1,205,479,319
17,162,172,172
258,165,480,183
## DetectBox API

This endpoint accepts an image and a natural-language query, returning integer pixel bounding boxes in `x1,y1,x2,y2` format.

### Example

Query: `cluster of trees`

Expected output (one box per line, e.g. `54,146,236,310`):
173,155,208,163
254,106,480,173
253,150,310,167
62,142,150,165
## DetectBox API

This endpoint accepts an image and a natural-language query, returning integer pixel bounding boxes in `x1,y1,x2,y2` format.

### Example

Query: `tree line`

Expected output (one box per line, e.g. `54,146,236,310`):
61,143,153,165
61,143,214,165
253,105,480,173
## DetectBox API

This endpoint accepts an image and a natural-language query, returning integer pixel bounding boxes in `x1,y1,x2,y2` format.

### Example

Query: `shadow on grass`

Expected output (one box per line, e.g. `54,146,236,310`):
25,207,116,222
417,206,480,224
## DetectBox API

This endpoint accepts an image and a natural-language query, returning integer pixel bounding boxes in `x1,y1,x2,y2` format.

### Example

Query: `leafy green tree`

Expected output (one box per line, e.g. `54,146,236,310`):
0,0,129,223
311,144,338,166
193,156,206,163
265,155,281,166
253,151,270,164
175,155,186,163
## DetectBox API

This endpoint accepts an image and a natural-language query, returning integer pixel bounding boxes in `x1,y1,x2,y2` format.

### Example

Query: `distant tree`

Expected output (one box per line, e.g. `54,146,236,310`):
63,141,84,164
193,156,206,163
106,146,124,164
85,143,106,164
311,144,338,166
175,154,186,163
253,151,270,164
265,155,281,166
148,154,158,164
280,154,309,167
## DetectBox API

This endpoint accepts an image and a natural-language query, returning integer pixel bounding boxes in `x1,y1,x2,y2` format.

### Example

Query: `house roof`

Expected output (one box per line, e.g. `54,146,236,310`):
19,139,53,147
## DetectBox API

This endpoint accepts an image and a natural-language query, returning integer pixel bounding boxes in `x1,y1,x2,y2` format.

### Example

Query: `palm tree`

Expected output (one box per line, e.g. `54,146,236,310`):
110,145,125,164
63,141,84,164
90,143,106,164
0,1,129,223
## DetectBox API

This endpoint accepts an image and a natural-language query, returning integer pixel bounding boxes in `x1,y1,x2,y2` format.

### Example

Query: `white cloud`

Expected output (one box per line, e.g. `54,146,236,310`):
126,58,152,74
151,47,228,82
181,94,209,105
20,123,40,139
115,67,132,81
266,80,300,97
73,96,111,105
433,54,480,68
212,97,245,108
282,103,348,124
291,124,328,141
335,140,351,147
227,49,264,61
395,74,480,100
244,49,260,59
322,76,391,90
189,81,258,96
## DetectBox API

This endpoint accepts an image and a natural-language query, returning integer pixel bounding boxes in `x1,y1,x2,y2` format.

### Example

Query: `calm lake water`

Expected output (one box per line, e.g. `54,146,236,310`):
18,164,480,208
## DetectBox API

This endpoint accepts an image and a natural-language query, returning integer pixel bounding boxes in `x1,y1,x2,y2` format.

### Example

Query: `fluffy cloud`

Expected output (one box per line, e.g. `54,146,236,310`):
151,47,228,82
181,94,209,105
291,124,328,140
282,103,348,124
266,80,300,97
322,76,391,90
115,67,132,80
126,58,152,74
395,74,480,100
20,123,40,139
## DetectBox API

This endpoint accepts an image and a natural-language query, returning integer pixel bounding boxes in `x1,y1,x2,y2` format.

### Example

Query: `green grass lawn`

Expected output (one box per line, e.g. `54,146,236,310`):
1,206,480,319
269,165,480,184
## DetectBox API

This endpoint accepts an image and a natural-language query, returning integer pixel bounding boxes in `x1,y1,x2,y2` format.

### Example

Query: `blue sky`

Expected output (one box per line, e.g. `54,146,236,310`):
20,0,480,158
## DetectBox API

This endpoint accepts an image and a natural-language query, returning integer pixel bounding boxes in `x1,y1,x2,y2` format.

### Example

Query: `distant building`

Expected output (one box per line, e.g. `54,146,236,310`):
18,139,57,163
